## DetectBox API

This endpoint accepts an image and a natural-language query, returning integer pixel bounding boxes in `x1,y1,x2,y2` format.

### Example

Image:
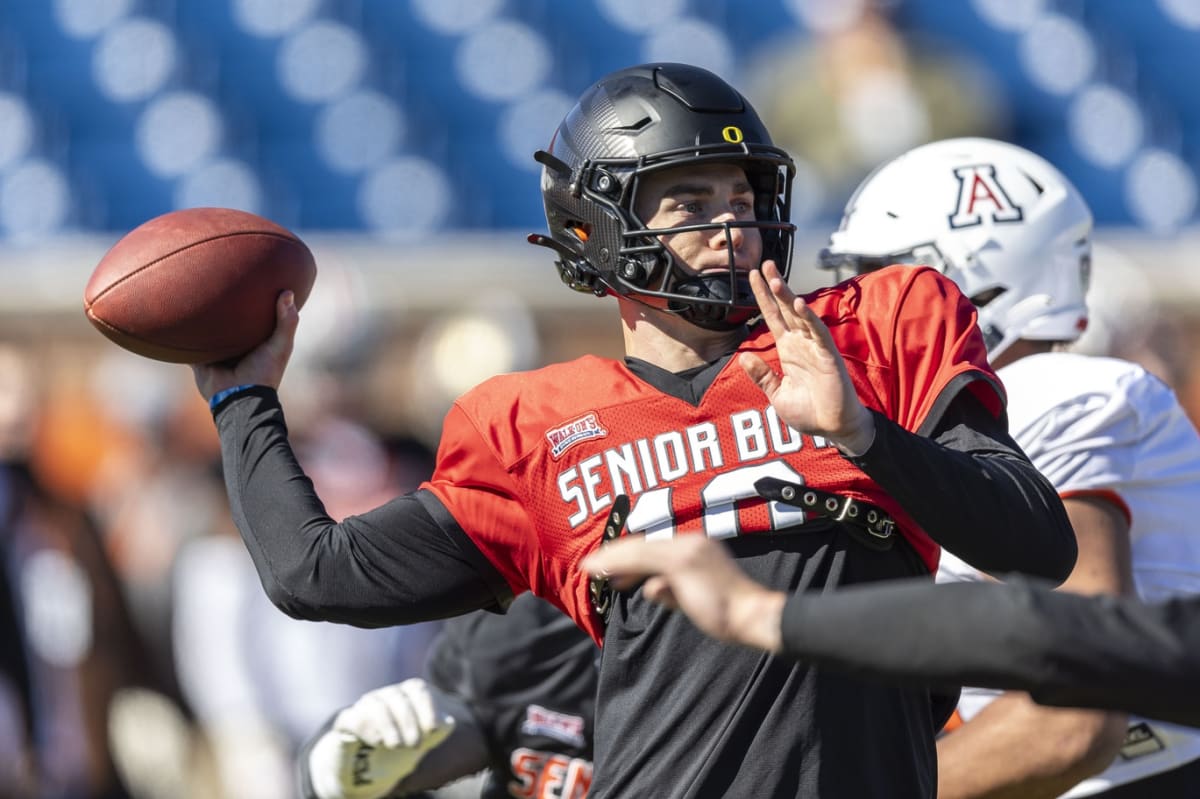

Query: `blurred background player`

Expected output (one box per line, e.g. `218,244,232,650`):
819,136,1200,798
0,341,181,799
299,593,595,799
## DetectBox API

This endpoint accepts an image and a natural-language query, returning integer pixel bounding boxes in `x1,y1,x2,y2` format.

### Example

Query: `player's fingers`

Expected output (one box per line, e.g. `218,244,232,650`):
369,692,409,748
761,259,782,281
739,352,781,398
759,260,790,290
749,268,788,333
379,686,421,749
396,679,438,736
332,700,383,747
762,261,802,322
249,290,298,370
276,290,299,336
791,296,826,340
791,298,848,368
338,688,407,749
581,537,663,579
642,576,677,609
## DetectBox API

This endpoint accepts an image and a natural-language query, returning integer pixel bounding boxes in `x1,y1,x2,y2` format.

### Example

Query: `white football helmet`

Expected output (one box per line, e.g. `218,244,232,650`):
820,137,1093,360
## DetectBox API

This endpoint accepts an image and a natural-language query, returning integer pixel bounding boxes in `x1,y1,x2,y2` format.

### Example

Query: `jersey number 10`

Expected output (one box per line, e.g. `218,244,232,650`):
626,459,807,539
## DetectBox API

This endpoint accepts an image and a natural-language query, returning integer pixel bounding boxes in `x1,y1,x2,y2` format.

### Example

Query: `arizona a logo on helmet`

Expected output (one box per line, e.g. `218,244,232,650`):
948,164,1024,229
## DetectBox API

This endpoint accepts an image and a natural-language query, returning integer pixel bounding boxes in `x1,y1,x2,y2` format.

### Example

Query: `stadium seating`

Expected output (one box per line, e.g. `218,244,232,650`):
0,0,1194,237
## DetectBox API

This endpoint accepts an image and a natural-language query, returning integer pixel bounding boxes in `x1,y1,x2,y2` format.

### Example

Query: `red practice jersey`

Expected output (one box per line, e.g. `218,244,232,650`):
422,266,1003,643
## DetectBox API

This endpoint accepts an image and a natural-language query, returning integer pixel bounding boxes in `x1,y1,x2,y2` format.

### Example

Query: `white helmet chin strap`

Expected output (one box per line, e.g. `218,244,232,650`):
981,293,1055,359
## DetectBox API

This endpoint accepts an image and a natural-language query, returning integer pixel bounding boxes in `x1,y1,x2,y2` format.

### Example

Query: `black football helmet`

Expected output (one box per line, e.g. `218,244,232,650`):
529,63,796,330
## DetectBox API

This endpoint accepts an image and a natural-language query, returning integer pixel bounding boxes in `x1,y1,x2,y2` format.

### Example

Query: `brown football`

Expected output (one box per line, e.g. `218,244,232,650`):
83,207,316,364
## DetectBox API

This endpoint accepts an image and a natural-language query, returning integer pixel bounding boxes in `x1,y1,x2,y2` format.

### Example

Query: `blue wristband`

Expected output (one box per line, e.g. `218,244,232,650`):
209,384,257,411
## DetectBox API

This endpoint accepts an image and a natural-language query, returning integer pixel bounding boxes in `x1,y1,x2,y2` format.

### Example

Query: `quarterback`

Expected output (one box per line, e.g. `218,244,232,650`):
821,138,1200,798
192,65,1074,797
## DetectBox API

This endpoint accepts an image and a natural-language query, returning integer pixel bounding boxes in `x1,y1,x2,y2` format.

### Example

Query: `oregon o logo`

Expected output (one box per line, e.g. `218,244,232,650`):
722,126,744,143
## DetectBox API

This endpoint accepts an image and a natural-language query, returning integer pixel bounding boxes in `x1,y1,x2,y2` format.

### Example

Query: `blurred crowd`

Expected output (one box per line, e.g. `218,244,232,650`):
1,241,1199,798
0,340,443,799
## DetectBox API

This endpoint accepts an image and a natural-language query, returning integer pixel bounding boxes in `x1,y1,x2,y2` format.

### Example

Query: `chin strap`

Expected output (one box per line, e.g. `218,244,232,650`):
529,233,607,297
669,272,758,330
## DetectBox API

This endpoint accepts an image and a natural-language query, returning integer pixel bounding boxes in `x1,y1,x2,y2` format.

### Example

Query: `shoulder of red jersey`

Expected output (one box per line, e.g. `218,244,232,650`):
444,354,651,469
802,265,973,326
456,354,625,408
453,354,655,420
798,266,1002,427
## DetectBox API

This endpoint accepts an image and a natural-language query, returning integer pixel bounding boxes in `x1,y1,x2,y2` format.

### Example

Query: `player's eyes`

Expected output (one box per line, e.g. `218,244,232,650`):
669,195,752,218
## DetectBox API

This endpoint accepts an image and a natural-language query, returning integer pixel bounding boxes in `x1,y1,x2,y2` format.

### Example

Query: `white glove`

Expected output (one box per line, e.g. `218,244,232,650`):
308,678,457,799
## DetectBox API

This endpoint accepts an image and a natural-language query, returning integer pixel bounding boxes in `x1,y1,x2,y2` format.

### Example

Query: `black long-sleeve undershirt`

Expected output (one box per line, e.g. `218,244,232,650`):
779,578,1200,728
212,375,1073,627
850,398,1076,582
215,386,509,626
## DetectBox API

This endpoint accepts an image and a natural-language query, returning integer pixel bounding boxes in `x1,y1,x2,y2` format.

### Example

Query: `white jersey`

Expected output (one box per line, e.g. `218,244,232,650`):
938,352,1200,795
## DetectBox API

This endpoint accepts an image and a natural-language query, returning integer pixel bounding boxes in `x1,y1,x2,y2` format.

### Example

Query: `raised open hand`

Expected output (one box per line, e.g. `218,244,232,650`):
740,262,875,455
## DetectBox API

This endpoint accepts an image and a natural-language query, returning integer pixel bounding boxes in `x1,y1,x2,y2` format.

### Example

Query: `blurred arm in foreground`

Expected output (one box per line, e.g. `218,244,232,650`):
581,535,1200,728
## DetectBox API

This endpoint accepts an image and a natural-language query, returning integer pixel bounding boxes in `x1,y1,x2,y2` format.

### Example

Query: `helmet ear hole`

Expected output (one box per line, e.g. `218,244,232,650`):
618,255,657,287
969,286,1008,308
564,221,590,245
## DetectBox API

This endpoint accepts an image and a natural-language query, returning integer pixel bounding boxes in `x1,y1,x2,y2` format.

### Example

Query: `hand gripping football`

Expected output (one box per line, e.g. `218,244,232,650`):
83,207,317,364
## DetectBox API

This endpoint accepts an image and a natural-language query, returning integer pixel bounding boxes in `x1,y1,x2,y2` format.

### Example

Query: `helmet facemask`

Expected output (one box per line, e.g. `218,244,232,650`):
617,153,795,329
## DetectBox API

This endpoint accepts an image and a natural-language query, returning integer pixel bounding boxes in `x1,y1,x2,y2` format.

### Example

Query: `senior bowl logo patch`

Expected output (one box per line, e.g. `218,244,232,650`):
547,413,607,459
521,704,588,748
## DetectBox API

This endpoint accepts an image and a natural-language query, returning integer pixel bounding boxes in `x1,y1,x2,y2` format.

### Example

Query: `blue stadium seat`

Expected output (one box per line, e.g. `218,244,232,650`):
68,138,174,229
0,0,1193,234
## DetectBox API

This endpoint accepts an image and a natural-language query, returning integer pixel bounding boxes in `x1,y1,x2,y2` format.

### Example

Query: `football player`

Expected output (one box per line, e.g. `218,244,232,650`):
819,138,1200,798
299,594,595,799
191,64,1075,797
